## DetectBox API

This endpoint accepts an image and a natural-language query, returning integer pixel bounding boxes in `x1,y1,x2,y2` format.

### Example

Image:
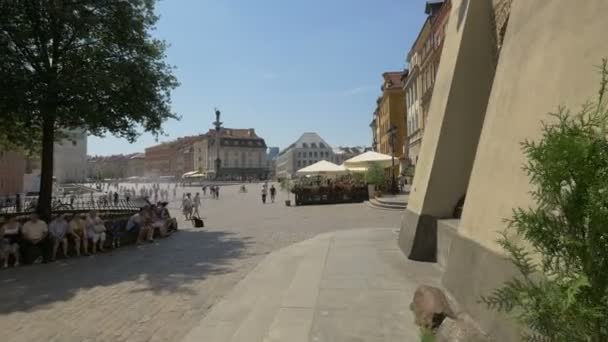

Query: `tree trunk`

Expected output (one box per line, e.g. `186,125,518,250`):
38,115,55,222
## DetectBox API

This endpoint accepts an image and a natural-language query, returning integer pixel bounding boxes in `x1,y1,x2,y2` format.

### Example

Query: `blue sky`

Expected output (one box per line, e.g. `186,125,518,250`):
88,0,428,156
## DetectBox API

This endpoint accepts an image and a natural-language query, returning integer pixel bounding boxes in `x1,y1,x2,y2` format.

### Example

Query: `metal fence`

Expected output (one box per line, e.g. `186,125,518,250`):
0,193,148,216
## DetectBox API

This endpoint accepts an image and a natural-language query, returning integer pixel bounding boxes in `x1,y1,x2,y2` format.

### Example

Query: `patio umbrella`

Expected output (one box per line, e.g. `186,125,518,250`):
343,151,394,169
296,160,347,176
182,171,198,178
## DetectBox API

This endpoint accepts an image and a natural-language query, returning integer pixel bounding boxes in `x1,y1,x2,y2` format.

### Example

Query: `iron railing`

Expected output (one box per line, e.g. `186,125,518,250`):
0,193,148,216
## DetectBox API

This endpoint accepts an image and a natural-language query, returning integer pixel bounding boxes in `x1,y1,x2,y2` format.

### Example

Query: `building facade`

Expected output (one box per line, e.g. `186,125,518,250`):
144,135,203,178
404,0,451,166
54,129,88,183
87,153,146,180
394,1,607,340
126,153,145,178
0,150,26,196
376,72,407,173
206,128,268,179
276,133,334,179
332,146,370,165
145,142,176,178
370,112,379,151
87,154,129,180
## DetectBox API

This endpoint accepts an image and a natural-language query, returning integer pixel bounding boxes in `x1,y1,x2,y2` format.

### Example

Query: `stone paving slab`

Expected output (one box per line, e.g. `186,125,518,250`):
0,184,403,342
181,228,442,342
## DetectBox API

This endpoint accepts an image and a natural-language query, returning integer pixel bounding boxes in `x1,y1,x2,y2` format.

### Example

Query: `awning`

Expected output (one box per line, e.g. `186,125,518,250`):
296,160,347,176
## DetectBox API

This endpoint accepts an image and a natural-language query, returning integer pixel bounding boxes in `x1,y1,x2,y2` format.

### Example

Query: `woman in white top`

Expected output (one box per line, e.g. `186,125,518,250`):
86,210,106,253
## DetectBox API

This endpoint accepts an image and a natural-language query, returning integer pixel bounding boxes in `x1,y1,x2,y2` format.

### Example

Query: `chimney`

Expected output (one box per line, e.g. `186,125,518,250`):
249,129,255,137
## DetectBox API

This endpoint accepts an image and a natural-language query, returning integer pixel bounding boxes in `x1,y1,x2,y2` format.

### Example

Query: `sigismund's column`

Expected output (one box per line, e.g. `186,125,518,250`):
398,0,498,261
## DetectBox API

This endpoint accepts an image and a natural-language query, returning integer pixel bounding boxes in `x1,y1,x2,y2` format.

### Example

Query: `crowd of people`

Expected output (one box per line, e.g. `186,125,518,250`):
0,201,177,268
2,181,281,269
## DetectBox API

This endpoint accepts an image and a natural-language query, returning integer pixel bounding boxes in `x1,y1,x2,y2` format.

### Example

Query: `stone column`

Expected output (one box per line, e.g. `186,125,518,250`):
398,0,498,261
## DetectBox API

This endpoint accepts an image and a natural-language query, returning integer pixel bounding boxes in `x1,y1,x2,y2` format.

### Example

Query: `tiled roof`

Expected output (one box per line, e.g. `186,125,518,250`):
207,128,260,139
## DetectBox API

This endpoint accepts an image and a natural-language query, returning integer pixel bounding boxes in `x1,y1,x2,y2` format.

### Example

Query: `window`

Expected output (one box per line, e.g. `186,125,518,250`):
319,143,325,148
297,160,301,167
313,151,318,157
311,143,317,148
302,143,308,148
309,152,313,157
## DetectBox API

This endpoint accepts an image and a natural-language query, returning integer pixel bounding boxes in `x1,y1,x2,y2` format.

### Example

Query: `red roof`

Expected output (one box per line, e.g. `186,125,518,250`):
207,128,260,139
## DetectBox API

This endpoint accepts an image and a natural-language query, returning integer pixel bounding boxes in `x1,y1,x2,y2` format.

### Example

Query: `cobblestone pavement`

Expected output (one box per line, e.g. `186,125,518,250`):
0,183,402,342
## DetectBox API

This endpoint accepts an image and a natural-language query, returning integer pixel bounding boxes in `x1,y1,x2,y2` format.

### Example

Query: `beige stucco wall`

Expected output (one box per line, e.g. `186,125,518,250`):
407,0,496,217
459,0,608,253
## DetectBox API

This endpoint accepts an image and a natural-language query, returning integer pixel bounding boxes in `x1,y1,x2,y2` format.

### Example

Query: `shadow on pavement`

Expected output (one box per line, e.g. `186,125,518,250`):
0,229,252,314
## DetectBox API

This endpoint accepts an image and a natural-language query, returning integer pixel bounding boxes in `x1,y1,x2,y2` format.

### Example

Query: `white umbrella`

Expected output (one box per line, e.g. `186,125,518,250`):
344,166,368,173
296,160,347,176
344,151,394,168
182,171,198,178
184,172,205,178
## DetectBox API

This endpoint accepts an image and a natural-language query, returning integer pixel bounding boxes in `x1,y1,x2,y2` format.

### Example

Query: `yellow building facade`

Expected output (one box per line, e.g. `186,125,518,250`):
376,72,406,174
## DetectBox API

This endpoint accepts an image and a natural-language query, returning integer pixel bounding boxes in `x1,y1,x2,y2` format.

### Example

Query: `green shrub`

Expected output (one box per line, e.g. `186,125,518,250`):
365,163,386,189
481,60,608,342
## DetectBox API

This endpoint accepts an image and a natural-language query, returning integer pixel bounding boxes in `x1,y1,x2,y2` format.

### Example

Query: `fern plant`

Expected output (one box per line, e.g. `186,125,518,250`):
481,60,608,341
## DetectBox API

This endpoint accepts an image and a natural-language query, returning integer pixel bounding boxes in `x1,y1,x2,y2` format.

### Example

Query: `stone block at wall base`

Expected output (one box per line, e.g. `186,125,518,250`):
436,219,459,270
442,231,521,341
398,209,438,262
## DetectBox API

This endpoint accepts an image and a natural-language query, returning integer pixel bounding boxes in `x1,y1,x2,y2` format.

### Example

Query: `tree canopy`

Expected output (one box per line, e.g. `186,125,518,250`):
0,0,179,218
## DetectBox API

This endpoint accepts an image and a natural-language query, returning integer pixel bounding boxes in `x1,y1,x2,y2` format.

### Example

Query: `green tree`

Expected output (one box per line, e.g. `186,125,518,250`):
0,0,179,220
481,61,608,341
365,163,387,190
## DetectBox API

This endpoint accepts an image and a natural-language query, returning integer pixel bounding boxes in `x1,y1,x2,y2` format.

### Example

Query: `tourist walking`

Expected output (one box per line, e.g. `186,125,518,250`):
270,185,276,203
261,185,268,204
193,193,201,217
215,186,220,199
182,193,193,220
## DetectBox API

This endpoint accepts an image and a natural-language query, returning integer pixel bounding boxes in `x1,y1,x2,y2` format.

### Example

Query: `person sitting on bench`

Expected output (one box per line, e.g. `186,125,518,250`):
22,213,50,263
0,215,21,267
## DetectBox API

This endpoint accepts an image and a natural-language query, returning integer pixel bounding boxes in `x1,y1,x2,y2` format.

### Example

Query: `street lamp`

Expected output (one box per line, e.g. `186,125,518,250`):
387,125,398,194
213,108,223,180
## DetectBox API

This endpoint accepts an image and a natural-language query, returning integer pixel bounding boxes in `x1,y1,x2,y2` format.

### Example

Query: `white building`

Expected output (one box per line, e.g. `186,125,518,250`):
276,133,334,179
54,129,88,183
332,146,370,165
192,128,268,179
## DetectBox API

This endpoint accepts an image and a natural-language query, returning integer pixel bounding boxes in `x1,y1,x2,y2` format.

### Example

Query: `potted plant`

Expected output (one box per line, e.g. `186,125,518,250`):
365,163,387,199
402,165,415,186
280,178,294,206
